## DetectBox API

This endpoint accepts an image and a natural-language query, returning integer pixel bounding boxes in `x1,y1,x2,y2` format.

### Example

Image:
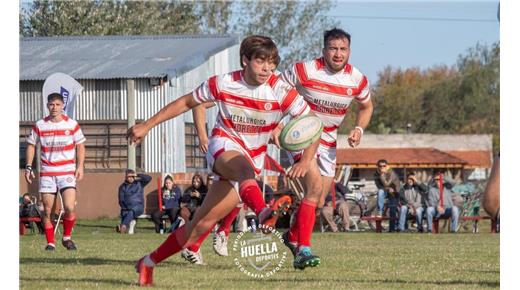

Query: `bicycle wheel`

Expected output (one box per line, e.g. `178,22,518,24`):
346,198,363,231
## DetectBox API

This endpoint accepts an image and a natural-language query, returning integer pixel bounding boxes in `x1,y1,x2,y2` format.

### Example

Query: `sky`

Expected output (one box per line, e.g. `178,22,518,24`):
329,0,500,83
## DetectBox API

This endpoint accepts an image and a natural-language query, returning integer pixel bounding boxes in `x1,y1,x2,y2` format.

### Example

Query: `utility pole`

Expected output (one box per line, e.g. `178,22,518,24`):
127,79,136,170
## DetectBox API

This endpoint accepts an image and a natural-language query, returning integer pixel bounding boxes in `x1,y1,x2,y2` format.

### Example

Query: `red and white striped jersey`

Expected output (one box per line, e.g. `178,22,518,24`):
27,114,86,177
281,57,371,149
193,70,310,173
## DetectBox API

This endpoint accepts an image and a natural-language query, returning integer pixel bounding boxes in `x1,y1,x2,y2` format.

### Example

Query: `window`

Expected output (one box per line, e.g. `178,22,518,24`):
19,121,143,170
185,123,207,171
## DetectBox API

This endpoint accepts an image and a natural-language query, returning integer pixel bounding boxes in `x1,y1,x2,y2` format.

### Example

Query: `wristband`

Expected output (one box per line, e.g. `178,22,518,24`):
25,165,32,172
354,126,364,136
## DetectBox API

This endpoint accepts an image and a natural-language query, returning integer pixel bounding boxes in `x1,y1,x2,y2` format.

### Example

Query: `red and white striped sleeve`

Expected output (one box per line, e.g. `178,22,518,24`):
73,122,86,144
276,81,310,118
26,124,40,145
192,75,219,104
280,63,300,88
354,74,371,103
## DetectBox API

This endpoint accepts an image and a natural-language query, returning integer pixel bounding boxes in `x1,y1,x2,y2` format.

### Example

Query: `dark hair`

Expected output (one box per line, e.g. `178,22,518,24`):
239,35,280,68
163,175,173,184
406,172,415,178
125,169,136,175
47,93,64,103
376,159,388,166
323,28,351,47
163,175,174,189
191,173,208,192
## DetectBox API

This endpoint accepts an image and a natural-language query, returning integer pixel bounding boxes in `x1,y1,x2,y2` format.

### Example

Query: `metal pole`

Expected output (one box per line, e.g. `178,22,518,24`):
127,79,136,170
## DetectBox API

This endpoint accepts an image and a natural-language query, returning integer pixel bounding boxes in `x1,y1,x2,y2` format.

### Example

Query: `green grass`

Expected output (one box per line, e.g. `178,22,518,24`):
20,219,499,289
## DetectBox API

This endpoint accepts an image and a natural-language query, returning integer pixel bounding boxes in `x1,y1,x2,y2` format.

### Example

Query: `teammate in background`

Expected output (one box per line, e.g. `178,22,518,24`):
128,35,319,286
276,28,374,268
25,93,86,251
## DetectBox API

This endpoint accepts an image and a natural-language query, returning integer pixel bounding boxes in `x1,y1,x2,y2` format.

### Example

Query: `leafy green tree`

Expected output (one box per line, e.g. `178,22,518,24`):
19,0,338,69
360,42,499,153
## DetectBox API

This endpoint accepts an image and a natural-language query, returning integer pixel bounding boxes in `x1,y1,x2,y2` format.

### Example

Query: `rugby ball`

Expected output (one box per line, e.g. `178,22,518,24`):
280,115,323,152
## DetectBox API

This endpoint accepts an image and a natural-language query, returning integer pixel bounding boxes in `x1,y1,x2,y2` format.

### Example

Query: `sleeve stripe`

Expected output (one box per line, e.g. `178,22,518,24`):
280,89,299,114
208,75,219,99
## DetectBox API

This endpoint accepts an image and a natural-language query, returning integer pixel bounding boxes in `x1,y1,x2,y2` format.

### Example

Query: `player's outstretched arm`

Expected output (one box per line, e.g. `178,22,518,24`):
24,144,36,184
192,102,215,154
127,93,199,144
348,98,373,147
75,143,85,181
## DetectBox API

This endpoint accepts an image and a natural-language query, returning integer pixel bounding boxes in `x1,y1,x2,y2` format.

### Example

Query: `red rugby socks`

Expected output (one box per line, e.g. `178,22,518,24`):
44,222,55,246
149,225,188,264
217,206,241,236
297,198,317,247
187,227,212,252
62,213,76,239
239,180,266,216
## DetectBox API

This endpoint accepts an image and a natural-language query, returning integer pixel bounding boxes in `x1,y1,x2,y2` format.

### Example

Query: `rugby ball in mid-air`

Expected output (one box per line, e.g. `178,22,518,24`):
280,115,323,152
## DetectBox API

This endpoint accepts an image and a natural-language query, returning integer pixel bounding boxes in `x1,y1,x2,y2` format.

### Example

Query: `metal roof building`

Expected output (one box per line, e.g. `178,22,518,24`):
20,35,242,173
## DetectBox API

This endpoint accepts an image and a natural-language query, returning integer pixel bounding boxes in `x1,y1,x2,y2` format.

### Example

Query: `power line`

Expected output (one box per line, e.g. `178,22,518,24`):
329,15,496,23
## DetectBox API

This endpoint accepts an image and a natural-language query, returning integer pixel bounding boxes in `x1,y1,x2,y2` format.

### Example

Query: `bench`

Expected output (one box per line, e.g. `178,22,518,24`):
19,216,42,235
432,216,496,233
360,216,398,233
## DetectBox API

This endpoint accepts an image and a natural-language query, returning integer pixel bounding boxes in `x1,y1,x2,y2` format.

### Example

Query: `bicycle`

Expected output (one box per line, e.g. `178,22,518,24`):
455,185,484,233
343,184,381,231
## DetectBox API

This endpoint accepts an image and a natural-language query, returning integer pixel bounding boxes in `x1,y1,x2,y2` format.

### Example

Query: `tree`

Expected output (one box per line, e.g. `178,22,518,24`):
362,42,500,154
19,0,338,70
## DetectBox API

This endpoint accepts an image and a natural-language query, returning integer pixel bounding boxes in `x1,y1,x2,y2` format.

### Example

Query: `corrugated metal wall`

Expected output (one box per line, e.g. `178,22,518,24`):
19,81,44,121
170,44,241,173
19,44,242,173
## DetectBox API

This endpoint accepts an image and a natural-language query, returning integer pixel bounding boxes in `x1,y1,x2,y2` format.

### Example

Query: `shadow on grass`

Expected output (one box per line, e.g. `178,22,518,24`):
20,257,234,270
20,257,137,265
241,277,499,288
20,276,131,287
75,223,156,231
74,223,117,229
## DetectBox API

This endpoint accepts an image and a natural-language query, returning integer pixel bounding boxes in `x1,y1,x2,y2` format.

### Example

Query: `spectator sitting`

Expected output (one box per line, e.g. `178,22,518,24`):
321,182,350,232
374,159,401,232
424,172,460,233
179,173,208,223
398,173,428,232
151,175,182,233
117,169,152,234
19,193,44,234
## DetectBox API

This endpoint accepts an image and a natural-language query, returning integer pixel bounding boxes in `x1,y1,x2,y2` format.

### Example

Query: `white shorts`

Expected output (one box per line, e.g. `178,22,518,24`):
289,145,337,177
206,136,252,200
39,174,76,194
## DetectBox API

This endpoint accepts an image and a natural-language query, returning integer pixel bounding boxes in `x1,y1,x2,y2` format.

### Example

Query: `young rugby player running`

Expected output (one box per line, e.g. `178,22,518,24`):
127,35,321,286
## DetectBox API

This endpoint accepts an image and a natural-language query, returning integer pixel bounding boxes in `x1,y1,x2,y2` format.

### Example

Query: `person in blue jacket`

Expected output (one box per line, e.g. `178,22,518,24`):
117,169,152,234
151,175,182,233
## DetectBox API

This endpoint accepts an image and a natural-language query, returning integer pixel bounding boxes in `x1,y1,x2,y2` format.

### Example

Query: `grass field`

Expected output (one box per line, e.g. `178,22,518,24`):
19,219,499,289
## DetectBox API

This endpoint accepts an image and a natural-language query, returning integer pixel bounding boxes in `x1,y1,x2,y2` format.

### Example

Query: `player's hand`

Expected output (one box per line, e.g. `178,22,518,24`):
199,135,209,154
24,168,35,184
437,206,445,215
347,127,362,147
287,160,310,179
127,123,150,145
75,167,84,181
270,123,283,148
